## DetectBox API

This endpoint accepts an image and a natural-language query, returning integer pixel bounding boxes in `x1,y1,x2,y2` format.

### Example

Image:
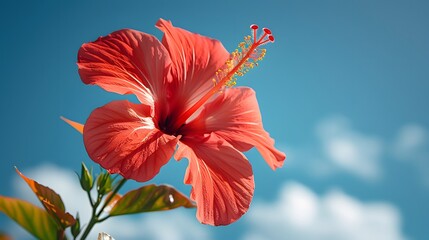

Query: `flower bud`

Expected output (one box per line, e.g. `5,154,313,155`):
97,172,113,195
71,213,80,238
80,162,93,191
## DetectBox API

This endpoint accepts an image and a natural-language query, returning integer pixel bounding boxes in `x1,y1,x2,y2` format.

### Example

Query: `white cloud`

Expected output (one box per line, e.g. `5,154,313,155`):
316,116,383,180
11,164,211,240
286,117,429,187
280,116,384,180
392,124,429,185
243,182,406,240
93,210,212,240
393,124,428,161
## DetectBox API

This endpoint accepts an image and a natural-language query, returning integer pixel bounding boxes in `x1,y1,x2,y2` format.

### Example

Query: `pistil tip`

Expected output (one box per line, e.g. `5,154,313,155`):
263,28,272,35
250,24,259,30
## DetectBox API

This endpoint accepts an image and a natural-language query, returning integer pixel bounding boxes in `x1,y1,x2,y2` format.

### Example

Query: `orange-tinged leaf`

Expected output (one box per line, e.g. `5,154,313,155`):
109,184,195,216
104,192,122,213
60,116,84,134
15,168,76,228
0,232,12,240
0,196,57,240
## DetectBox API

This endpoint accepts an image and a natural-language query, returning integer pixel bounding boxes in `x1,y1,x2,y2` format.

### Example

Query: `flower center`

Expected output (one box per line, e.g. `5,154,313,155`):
172,24,274,131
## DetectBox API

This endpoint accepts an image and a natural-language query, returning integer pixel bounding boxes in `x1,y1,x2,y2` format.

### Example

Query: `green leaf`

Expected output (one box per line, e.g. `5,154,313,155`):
109,184,195,216
15,168,76,228
104,192,122,211
0,196,58,240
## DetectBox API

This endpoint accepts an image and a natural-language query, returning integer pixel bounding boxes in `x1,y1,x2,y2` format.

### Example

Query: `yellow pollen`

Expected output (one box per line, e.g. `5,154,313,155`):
172,24,274,131
213,25,274,90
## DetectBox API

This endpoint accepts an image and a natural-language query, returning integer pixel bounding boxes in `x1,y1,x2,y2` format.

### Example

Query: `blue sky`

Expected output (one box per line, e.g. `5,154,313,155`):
1,0,428,239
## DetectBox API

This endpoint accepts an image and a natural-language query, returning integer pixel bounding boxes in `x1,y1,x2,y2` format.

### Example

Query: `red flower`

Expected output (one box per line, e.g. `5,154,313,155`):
77,19,285,226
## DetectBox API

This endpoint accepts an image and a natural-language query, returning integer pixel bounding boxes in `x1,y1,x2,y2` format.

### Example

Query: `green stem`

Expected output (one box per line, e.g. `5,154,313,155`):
99,178,127,215
87,190,95,208
79,178,127,240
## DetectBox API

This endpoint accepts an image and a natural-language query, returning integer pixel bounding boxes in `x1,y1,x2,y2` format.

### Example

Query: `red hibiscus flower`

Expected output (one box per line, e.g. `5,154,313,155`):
77,19,285,226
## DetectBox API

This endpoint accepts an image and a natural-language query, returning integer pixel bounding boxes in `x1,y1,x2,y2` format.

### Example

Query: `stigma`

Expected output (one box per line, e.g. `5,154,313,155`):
214,24,275,88
172,24,274,131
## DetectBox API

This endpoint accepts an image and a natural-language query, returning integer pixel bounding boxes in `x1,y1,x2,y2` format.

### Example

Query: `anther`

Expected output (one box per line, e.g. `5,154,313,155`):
171,23,274,130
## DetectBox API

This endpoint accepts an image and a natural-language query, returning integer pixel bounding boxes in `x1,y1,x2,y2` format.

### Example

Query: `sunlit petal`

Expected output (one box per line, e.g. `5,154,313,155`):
183,87,285,170
156,19,230,115
84,100,178,182
78,29,172,112
175,133,254,225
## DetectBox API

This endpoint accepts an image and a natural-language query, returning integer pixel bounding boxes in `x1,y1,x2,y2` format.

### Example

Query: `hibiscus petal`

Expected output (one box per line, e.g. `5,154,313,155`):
183,87,285,170
83,100,178,182
78,29,171,110
156,19,230,113
174,134,254,226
